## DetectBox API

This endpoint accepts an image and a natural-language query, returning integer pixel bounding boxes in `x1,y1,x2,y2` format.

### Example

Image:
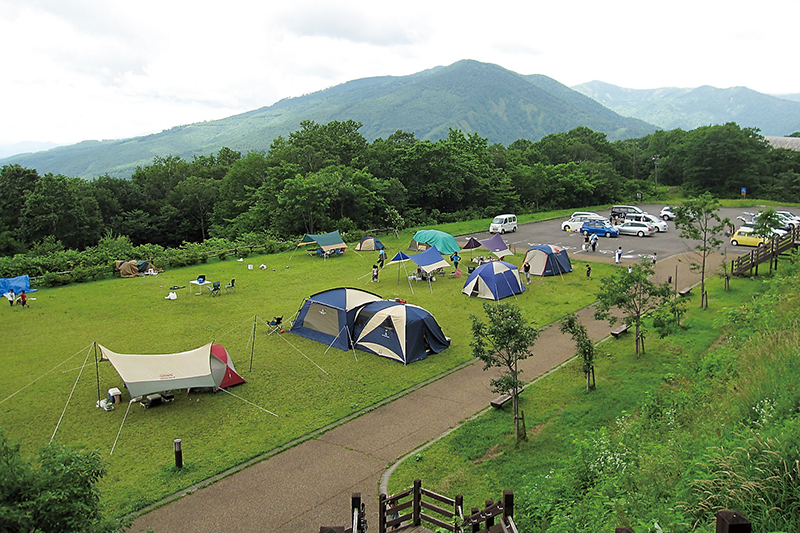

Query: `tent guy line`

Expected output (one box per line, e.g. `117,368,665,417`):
51,344,93,443
1,342,93,405
219,388,278,417
256,314,329,375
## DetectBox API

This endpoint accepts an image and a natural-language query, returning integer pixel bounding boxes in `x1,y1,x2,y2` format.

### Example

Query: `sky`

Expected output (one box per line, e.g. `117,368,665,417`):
1,0,797,147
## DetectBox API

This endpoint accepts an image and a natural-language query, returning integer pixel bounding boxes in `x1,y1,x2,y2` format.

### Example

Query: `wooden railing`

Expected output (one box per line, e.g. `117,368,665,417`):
731,226,800,276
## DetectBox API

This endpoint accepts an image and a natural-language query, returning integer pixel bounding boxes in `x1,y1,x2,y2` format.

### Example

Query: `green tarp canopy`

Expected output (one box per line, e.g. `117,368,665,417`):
297,230,348,252
410,230,460,255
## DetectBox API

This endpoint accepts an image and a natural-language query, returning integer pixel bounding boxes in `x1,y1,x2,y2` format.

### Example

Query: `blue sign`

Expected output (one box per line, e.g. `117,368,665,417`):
741,187,747,194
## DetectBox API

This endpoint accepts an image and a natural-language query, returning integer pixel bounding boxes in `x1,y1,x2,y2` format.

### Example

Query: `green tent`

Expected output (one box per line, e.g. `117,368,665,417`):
409,230,460,255
297,230,348,251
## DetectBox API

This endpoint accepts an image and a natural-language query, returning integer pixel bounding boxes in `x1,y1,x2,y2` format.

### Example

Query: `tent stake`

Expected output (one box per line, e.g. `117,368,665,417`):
249,315,257,372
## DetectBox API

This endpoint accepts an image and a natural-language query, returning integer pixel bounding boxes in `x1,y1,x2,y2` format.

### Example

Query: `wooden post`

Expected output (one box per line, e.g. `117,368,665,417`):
454,494,463,532
413,479,422,527
485,500,494,529
502,490,514,519
470,507,480,533
378,493,387,533
351,492,362,533
716,510,751,533
173,439,183,469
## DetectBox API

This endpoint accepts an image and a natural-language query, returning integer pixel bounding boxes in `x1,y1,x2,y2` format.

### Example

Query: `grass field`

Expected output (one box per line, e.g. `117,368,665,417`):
0,222,616,517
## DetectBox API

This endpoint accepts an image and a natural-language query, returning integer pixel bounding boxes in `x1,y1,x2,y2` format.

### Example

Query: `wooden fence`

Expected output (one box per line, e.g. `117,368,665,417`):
731,226,800,276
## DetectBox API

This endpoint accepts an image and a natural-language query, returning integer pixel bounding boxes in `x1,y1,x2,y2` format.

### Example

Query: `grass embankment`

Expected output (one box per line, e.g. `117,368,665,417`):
389,266,800,532
0,220,614,518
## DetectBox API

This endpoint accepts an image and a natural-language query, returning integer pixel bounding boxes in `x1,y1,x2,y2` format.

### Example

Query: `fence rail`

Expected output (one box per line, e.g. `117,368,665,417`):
731,226,800,276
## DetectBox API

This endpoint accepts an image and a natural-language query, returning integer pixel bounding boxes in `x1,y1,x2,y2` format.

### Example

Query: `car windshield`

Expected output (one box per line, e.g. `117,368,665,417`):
492,217,504,224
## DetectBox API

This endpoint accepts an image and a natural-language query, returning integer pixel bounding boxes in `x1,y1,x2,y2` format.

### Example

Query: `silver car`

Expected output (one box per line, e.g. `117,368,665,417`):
614,221,655,237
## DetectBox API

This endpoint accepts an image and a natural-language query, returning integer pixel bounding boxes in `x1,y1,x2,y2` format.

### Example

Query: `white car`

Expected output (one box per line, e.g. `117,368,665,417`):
643,213,668,232
571,211,606,220
775,211,800,229
562,214,608,231
659,206,676,220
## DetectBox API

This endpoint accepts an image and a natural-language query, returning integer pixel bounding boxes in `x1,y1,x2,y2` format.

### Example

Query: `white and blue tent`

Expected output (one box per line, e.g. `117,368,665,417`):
353,301,450,364
461,261,526,300
523,245,572,276
290,288,382,351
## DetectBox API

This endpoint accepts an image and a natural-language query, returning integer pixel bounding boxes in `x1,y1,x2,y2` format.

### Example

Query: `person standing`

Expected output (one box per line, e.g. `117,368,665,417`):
615,247,622,264
523,261,531,284
586,264,592,279
19,290,27,308
378,248,386,268
583,234,590,251
451,252,461,272
371,264,380,283
652,252,657,266
5,289,14,307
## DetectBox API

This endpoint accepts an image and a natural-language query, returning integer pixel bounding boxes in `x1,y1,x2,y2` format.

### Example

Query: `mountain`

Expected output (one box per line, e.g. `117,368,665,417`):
0,60,656,179
572,81,800,135
0,141,65,159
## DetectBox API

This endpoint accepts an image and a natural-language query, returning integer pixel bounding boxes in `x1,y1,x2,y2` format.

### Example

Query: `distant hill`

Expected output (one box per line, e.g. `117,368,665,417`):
572,80,800,136
0,141,65,159
0,60,656,179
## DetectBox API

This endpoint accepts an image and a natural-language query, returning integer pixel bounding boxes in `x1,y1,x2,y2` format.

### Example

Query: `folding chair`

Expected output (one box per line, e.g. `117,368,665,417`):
268,316,283,334
208,281,221,297
225,279,236,293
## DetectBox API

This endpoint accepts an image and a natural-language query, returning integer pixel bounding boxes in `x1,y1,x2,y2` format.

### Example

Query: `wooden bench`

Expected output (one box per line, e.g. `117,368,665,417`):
678,287,693,297
610,324,630,337
491,394,512,409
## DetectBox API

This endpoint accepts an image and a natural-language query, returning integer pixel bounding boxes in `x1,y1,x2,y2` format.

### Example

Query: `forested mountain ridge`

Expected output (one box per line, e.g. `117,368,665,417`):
572,80,800,135
0,60,656,180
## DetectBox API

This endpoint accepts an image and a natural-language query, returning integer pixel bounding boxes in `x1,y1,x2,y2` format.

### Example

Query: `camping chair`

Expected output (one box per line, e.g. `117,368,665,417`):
208,281,221,297
225,279,236,293
449,268,462,279
268,316,283,334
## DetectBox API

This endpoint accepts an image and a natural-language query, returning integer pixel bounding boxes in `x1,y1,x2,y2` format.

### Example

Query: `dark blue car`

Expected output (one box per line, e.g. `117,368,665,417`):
580,220,619,238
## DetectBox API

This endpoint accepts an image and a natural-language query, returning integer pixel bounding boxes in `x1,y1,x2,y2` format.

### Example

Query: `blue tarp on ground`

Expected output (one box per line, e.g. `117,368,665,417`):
0,275,37,294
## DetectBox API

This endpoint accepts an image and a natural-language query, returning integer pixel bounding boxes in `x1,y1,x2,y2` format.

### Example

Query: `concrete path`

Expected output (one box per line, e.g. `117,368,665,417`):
130,252,721,533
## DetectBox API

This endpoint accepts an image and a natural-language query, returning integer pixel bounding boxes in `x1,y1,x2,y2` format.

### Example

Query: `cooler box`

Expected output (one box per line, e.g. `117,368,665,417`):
108,387,122,404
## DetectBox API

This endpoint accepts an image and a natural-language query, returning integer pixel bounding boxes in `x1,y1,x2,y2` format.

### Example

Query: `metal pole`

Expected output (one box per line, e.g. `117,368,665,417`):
174,439,183,469
249,315,257,372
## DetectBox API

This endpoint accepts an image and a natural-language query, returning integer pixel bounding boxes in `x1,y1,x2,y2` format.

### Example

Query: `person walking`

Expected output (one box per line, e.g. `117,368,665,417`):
652,252,657,266
450,252,461,272
583,234,590,251
378,248,386,268
5,289,14,307
19,290,28,308
615,247,622,264
590,234,598,252
523,261,531,284
371,264,380,283
586,264,592,279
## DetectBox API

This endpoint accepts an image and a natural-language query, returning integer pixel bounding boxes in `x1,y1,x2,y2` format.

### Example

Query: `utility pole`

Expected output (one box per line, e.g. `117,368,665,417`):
652,155,660,192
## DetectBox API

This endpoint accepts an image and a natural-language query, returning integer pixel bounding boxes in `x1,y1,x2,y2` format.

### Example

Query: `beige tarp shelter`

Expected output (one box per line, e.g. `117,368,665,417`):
114,260,162,278
98,342,244,398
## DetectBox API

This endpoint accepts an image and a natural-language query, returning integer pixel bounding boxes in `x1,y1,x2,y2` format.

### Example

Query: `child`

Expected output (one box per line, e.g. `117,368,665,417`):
371,264,380,283
586,264,592,279
19,290,28,308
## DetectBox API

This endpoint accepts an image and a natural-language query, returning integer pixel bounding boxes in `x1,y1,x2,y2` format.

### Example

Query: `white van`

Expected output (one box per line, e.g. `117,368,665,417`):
489,214,517,234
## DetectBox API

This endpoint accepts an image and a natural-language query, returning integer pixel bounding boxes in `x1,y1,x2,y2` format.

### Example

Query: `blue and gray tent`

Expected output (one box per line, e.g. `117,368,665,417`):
461,261,526,300
523,245,572,276
353,301,450,364
290,288,382,351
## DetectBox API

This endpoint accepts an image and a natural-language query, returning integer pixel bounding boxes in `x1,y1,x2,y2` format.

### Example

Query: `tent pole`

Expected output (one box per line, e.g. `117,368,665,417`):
249,315,257,372
94,342,101,403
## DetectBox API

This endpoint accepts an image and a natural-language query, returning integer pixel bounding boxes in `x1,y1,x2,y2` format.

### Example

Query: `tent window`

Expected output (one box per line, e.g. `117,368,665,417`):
354,311,374,329
380,317,395,332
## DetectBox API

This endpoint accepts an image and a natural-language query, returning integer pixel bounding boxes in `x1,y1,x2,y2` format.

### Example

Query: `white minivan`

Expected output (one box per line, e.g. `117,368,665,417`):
489,214,517,234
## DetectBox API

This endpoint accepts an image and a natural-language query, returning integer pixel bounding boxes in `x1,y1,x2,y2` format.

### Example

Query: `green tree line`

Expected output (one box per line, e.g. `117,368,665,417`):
2,120,799,258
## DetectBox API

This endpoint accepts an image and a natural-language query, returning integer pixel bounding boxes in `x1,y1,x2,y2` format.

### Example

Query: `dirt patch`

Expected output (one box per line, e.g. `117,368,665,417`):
473,445,503,465
528,420,553,440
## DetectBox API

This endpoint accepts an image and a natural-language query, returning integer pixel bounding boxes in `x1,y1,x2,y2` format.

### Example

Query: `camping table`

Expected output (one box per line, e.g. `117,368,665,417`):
189,280,212,295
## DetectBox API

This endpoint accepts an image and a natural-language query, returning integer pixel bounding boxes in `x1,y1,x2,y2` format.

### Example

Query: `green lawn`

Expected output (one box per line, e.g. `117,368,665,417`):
0,225,615,517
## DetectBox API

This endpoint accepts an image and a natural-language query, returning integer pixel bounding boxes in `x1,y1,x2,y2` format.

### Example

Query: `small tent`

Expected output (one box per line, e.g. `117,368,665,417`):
98,342,245,398
409,230,460,255
114,260,161,278
408,246,450,273
353,301,450,364
290,288,382,350
0,275,37,294
462,237,483,250
523,245,572,276
478,233,514,259
297,230,347,252
461,261,526,300
355,236,385,251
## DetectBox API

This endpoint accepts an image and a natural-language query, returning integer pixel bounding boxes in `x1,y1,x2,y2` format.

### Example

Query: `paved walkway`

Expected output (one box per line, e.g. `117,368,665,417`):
130,252,722,533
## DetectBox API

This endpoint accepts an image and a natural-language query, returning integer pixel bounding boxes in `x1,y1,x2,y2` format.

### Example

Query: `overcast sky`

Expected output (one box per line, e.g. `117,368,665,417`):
1,0,797,147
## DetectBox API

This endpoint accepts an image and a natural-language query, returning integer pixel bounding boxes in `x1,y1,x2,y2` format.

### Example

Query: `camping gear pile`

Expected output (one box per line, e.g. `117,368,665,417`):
114,260,163,278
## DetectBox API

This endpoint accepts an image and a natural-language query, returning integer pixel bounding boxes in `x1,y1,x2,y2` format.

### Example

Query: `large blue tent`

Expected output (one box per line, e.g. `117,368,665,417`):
290,288,382,351
461,261,526,300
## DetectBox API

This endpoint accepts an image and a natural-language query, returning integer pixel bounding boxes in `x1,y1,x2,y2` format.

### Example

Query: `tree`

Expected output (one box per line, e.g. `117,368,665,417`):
470,302,539,443
0,428,126,533
559,313,595,391
674,192,730,308
594,260,672,357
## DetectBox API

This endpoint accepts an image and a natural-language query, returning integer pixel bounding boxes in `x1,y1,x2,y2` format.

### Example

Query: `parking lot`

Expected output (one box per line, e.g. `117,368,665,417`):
468,204,796,264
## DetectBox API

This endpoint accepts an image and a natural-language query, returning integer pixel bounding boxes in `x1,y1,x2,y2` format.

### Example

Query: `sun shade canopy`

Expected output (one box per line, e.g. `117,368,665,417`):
297,230,348,251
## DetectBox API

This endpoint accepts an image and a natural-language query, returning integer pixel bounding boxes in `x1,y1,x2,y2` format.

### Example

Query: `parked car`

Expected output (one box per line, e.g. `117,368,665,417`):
738,223,786,237
730,227,768,247
626,213,668,232
610,205,645,220
775,211,800,229
489,214,517,234
570,211,607,220
615,221,655,237
580,220,619,238
659,206,676,220
562,214,607,231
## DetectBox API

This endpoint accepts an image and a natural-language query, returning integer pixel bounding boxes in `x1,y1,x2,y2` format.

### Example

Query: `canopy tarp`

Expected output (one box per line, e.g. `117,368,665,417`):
409,246,449,273
0,275,37,294
410,230,460,255
478,233,514,258
387,251,412,264
297,230,348,252
98,342,244,398
462,237,483,250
